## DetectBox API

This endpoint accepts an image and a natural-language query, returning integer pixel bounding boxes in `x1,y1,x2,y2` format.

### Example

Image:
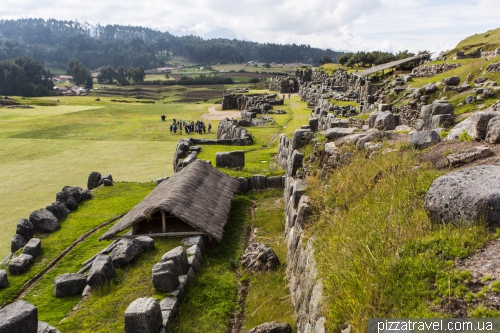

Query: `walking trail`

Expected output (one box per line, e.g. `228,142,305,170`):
202,106,241,121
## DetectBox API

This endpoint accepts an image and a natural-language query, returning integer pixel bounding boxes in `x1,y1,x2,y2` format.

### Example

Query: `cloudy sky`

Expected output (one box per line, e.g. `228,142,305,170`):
2,0,500,55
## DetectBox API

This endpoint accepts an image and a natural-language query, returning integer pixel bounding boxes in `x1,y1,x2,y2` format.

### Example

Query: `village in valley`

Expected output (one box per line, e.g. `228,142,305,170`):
2,5,500,333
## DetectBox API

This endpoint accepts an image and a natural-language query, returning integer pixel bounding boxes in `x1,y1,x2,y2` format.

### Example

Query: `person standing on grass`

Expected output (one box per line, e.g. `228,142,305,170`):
161,114,166,121
169,124,173,134
288,93,291,100
282,93,285,100
208,123,212,133
173,123,177,134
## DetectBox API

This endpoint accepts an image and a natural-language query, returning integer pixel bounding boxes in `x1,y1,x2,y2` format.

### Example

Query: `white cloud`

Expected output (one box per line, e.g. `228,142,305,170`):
1,0,500,55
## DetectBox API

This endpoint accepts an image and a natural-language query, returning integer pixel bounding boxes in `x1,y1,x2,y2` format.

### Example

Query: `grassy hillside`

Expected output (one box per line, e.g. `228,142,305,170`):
447,27,500,56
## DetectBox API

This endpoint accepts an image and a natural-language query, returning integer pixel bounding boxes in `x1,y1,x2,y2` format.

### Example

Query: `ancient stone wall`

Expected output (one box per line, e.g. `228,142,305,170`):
411,63,462,77
276,134,325,333
217,118,253,145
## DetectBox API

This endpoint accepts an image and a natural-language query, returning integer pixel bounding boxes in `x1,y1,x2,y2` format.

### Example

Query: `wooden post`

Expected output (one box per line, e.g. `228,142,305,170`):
161,210,166,233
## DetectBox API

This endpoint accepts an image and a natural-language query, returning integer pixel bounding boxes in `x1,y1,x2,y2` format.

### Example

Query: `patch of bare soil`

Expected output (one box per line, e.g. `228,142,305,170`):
418,140,500,169
202,106,241,121
173,89,223,103
458,238,500,280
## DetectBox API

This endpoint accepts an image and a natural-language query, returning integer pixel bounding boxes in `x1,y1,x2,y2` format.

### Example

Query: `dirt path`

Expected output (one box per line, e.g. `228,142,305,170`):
202,106,241,121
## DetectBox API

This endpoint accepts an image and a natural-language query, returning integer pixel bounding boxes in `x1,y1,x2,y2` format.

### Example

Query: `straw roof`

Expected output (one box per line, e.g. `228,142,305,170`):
99,160,240,242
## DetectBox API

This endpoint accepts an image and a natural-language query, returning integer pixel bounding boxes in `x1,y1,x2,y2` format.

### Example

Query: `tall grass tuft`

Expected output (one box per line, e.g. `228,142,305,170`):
307,148,493,331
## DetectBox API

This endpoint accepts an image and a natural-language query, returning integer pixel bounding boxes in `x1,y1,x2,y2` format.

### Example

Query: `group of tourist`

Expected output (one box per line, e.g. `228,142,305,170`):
165,117,211,135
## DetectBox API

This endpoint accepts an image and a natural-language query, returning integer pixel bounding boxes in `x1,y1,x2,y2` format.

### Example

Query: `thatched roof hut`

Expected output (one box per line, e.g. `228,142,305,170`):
99,160,240,242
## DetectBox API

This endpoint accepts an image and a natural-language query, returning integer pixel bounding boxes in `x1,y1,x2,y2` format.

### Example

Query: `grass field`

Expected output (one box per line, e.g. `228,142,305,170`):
0,88,310,260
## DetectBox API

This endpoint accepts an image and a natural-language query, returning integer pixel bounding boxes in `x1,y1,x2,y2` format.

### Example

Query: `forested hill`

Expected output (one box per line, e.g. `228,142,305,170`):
0,18,342,69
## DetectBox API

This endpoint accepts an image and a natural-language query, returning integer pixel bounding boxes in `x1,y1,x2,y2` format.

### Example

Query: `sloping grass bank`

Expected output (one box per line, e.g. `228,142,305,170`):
0,182,154,307
307,147,496,332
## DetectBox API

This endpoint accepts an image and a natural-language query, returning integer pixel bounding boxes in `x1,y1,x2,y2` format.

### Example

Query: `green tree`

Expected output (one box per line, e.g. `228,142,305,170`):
99,66,116,84
127,65,145,84
319,55,333,65
67,59,93,88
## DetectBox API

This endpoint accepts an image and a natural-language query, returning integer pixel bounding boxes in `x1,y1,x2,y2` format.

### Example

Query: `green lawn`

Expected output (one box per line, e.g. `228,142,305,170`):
0,91,312,260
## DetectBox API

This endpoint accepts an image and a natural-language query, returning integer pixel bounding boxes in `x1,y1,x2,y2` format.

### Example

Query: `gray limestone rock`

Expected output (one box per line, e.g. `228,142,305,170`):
186,245,202,262
292,129,313,149
124,298,162,333
45,201,70,221
181,235,204,248
16,218,34,240
87,171,101,190
161,246,189,275
410,130,441,150
86,254,115,288
110,238,143,268
23,238,41,259
248,322,293,333
29,209,60,233
424,165,500,227
8,254,33,275
152,261,179,292
37,321,61,333
446,146,493,166
324,127,356,140
250,174,267,190
486,116,500,143
443,76,460,86
373,111,396,131
241,243,280,272
133,236,155,252
0,269,8,288
188,255,201,275
465,95,475,104
236,177,249,193
11,234,27,253
468,112,500,141
54,273,87,297
267,176,283,188
0,300,38,333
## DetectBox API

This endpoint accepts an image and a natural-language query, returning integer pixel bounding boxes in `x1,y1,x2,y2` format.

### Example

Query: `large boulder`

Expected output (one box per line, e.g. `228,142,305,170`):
446,112,499,141
241,243,280,272
248,322,293,333
45,201,70,221
152,260,179,292
0,300,38,333
87,171,101,190
110,239,143,268
23,238,41,258
410,130,441,150
133,236,155,252
424,165,500,227
324,128,356,140
417,101,454,131
161,246,189,275
16,218,33,240
37,321,61,333
0,269,8,288
29,209,60,233
374,111,396,131
250,174,267,190
446,117,472,141
443,76,460,86
8,254,33,275
124,298,162,333
446,146,493,166
11,234,27,253
467,112,499,141
54,273,87,297
291,129,313,149
485,116,500,143
86,254,115,288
